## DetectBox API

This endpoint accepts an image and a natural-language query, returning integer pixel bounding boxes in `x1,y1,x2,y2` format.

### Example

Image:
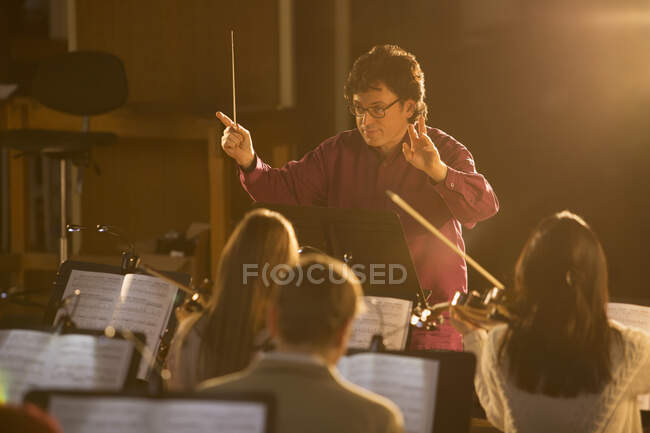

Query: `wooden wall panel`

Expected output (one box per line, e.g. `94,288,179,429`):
74,0,280,110
0,5,9,82
6,98,212,258
81,136,209,254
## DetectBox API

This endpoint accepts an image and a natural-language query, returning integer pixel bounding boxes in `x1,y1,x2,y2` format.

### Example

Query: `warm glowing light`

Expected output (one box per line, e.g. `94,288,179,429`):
0,371,8,404
104,326,116,338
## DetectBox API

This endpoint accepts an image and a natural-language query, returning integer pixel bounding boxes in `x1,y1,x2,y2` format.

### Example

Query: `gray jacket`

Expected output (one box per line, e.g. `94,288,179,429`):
199,353,405,433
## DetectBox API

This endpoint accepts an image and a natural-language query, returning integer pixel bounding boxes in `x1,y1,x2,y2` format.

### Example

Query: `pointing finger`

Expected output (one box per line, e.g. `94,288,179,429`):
216,111,237,129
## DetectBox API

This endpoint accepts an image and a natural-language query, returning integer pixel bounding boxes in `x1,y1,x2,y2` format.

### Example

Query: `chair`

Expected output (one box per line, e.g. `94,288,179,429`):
0,51,128,264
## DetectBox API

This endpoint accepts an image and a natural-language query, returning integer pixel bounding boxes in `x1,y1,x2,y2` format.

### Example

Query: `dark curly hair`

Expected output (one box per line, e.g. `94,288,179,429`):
344,44,427,123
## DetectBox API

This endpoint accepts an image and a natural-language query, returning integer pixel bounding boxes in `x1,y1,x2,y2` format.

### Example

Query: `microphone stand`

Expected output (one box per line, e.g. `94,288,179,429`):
67,224,207,307
66,224,140,274
95,224,139,274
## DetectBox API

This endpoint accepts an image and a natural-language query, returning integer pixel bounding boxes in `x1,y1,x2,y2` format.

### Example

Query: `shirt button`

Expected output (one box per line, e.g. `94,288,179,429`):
450,182,455,189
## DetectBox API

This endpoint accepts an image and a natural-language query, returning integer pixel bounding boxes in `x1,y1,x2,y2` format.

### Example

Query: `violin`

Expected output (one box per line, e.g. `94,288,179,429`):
386,191,514,330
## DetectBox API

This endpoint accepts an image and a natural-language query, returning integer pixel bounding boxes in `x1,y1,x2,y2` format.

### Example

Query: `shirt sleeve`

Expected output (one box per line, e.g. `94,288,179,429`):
238,139,330,206
427,129,499,228
464,328,507,431
625,328,650,396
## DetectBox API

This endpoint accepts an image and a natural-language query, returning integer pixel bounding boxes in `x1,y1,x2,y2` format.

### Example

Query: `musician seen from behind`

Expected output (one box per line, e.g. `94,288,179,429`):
450,211,650,433
216,44,499,351
199,254,405,433
166,208,299,391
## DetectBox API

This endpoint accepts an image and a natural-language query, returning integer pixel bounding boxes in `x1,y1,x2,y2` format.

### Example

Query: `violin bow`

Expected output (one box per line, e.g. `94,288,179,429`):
386,190,504,291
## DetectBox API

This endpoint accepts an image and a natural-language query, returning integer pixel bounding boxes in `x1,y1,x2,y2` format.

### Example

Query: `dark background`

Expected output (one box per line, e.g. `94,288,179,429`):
2,0,649,299
300,1,650,299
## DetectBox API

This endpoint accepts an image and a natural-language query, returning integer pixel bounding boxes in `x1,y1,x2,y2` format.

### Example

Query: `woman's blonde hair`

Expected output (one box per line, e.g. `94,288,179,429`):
173,208,299,384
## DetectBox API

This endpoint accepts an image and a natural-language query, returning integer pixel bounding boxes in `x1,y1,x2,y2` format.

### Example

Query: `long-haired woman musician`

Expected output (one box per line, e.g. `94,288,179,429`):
451,210,650,433
166,208,299,390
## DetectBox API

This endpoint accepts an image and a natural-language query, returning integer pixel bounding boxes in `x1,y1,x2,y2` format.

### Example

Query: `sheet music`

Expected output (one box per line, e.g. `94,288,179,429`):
338,353,439,433
155,400,268,433
0,330,134,403
607,302,650,410
44,334,134,389
111,274,178,378
48,396,269,433
0,330,52,403
57,270,179,378
57,270,124,329
348,296,412,351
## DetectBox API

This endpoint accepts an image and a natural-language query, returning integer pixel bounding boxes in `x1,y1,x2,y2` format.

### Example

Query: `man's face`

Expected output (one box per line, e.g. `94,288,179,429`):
353,82,414,152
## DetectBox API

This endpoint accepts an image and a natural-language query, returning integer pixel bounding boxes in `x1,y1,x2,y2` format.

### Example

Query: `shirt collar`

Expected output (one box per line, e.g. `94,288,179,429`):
259,351,328,366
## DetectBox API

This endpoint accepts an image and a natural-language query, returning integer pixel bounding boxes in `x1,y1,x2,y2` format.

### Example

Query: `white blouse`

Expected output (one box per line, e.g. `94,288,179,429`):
465,321,650,433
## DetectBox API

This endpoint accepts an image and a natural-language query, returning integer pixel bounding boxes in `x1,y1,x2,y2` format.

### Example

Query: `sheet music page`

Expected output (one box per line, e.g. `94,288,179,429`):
49,396,268,433
348,296,412,351
56,270,124,329
0,329,52,403
0,330,133,403
49,397,150,433
154,400,268,433
607,302,650,410
338,353,439,433
110,273,179,378
44,334,134,390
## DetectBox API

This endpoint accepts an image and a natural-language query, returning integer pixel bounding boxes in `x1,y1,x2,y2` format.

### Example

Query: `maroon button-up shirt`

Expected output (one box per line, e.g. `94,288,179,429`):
239,127,499,350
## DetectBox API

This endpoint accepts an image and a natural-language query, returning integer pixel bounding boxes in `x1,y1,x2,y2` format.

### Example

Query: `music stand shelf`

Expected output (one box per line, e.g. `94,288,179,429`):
252,203,422,301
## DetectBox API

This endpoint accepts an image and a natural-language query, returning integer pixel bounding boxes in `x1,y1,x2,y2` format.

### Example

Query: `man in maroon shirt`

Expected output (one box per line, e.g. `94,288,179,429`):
216,45,499,351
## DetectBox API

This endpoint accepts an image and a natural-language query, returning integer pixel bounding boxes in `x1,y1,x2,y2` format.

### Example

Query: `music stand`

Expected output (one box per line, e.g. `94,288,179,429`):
44,260,190,381
341,349,476,433
252,203,422,302
0,326,142,404
608,296,650,421
44,260,190,323
25,390,276,433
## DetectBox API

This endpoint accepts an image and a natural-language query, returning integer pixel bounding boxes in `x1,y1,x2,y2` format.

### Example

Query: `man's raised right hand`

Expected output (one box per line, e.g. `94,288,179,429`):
216,111,255,168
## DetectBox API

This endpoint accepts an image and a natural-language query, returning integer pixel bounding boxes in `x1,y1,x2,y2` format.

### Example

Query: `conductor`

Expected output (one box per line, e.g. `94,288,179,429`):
216,44,499,351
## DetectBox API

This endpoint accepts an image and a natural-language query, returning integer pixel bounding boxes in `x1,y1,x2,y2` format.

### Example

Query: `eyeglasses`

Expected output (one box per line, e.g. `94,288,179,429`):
349,97,401,119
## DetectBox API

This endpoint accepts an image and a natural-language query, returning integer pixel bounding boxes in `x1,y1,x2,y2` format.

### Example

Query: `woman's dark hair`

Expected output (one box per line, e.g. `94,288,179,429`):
344,44,427,122
500,210,620,397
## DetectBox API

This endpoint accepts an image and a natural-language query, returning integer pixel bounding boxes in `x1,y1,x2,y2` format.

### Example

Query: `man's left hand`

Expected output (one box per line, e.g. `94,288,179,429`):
402,116,448,183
